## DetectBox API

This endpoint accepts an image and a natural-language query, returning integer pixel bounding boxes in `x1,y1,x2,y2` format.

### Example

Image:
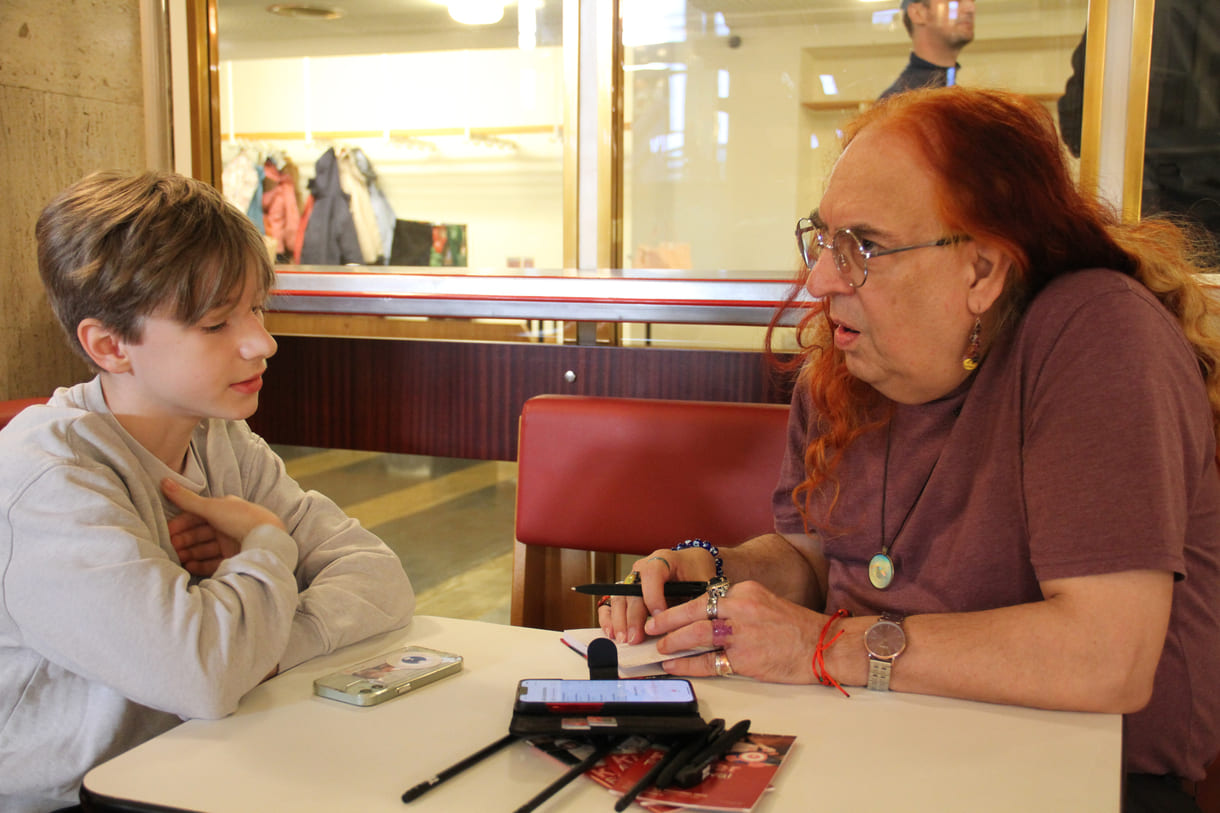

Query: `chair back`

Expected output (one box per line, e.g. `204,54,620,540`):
511,394,790,630
0,398,47,431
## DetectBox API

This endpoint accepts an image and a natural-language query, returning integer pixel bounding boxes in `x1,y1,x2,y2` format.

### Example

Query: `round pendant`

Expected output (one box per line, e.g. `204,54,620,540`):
869,553,895,590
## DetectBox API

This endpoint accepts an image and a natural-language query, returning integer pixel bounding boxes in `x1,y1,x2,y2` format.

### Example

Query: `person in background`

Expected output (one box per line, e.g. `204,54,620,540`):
606,87,1220,813
879,0,976,99
0,171,415,813
1057,0,1219,247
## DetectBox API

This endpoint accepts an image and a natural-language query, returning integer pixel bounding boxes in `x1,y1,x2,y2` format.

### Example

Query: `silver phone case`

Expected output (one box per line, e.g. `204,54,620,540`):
313,645,463,706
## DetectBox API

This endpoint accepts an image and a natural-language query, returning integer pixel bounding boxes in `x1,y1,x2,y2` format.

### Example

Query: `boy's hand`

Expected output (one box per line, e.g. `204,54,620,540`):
168,511,240,577
161,480,287,557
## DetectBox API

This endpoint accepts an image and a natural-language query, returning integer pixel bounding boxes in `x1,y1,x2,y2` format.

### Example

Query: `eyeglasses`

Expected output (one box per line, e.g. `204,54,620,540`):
795,216,967,288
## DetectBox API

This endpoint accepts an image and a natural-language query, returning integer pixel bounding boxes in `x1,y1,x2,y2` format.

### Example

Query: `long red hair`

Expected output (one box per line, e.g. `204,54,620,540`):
766,86,1220,526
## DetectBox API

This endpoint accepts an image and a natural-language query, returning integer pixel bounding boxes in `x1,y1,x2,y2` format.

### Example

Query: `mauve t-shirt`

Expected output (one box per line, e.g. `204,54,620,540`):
774,268,1220,780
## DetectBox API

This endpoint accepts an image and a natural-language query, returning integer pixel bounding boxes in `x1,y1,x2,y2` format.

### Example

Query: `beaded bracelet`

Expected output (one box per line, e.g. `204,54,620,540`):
670,538,724,579
813,608,850,698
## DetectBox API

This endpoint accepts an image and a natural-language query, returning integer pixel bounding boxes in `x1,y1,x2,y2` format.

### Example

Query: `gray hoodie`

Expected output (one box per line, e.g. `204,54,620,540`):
0,378,414,811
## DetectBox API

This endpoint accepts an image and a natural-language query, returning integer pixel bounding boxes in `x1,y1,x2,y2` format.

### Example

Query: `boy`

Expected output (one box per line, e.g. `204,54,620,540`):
0,171,415,812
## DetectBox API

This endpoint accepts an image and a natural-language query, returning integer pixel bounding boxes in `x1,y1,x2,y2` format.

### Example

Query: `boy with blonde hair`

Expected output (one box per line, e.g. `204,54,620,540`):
0,171,415,812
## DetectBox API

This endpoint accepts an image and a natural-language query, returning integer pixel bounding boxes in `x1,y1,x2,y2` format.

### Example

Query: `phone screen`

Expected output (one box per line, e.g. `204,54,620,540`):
516,678,695,706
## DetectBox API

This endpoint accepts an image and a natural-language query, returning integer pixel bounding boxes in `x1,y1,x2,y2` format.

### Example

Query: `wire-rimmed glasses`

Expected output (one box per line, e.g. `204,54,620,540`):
795,215,966,288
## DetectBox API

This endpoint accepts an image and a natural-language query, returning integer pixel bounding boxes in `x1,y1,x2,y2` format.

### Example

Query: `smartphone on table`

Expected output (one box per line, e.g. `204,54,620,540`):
513,678,698,716
313,646,463,706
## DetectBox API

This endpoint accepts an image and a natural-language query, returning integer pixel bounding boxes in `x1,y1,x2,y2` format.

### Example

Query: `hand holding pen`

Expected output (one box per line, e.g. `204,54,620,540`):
596,549,724,645
572,577,726,601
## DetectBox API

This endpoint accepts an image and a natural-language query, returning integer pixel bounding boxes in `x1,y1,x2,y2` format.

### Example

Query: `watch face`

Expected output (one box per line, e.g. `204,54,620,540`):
865,619,906,659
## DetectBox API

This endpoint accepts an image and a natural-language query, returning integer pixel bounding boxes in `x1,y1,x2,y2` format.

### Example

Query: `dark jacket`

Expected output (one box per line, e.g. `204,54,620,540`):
878,53,959,99
298,148,363,266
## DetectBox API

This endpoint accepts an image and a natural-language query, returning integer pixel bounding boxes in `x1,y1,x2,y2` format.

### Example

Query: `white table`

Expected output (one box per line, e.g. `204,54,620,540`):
82,616,1121,812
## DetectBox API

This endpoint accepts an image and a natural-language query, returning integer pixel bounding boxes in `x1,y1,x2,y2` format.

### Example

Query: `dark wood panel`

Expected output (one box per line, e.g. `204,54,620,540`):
249,337,795,461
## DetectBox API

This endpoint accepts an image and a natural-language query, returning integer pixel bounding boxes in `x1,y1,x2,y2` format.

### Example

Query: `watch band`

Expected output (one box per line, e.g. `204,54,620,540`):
865,612,906,692
867,658,894,692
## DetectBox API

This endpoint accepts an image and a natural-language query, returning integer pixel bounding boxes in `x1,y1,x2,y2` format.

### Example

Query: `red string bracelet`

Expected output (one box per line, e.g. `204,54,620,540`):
812,608,850,697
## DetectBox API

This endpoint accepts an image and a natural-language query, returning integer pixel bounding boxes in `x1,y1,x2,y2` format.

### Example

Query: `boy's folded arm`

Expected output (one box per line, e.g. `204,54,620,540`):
6,467,301,720
236,431,415,667
275,493,416,669
240,440,415,667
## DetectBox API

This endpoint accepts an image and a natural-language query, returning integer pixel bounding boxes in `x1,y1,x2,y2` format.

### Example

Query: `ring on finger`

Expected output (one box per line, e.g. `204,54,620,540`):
713,650,734,677
706,576,730,599
711,619,732,646
706,592,719,620
596,595,611,610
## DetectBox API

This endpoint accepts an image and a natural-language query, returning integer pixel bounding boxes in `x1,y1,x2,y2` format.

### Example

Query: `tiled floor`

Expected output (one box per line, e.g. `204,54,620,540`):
273,445,517,624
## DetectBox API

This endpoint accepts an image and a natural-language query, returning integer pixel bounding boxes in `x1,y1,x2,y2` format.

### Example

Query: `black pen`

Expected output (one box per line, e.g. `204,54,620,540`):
402,733,517,803
654,718,725,790
573,581,711,599
630,719,722,802
513,736,620,813
612,733,700,813
671,719,751,789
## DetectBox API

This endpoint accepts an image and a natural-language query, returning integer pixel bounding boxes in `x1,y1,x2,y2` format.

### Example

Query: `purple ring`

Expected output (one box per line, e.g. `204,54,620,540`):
711,619,732,645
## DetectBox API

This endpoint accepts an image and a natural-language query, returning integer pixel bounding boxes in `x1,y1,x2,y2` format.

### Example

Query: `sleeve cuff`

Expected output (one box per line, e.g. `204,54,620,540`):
279,611,328,670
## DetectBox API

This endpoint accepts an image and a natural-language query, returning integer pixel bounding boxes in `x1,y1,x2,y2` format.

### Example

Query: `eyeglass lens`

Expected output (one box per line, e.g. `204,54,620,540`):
800,227,866,284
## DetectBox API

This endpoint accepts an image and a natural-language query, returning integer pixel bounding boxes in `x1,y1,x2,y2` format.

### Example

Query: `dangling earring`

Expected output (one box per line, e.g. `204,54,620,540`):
962,318,982,371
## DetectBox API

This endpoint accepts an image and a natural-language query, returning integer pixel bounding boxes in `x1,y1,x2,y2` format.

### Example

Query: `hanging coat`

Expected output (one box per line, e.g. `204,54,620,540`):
298,148,363,265
336,148,383,264
221,149,259,215
263,158,301,260
352,148,398,264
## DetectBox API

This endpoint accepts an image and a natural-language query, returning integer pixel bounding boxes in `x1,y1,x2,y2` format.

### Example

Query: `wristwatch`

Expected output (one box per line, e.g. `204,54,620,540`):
864,612,906,691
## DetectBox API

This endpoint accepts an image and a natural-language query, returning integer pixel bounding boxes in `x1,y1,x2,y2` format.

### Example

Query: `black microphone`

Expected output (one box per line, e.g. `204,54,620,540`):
586,636,619,680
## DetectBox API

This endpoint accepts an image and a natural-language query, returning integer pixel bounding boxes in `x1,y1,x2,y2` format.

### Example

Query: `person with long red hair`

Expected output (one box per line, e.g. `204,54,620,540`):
604,87,1220,810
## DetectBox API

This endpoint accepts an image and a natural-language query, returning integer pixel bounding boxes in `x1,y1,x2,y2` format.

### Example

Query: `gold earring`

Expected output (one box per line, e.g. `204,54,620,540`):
962,318,982,371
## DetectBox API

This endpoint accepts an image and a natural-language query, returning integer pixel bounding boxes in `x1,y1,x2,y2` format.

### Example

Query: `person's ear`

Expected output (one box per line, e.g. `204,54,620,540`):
966,241,1013,316
77,319,133,374
907,0,931,27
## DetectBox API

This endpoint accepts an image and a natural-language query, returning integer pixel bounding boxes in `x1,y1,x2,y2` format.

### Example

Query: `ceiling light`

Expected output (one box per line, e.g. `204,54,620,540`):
266,4,344,20
448,0,504,25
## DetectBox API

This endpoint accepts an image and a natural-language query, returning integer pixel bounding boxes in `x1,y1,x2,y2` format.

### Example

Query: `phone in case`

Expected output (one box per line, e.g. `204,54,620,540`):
513,678,698,716
313,646,463,706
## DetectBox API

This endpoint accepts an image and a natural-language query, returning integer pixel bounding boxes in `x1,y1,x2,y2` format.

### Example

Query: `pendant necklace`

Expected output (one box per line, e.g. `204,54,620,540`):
869,417,945,590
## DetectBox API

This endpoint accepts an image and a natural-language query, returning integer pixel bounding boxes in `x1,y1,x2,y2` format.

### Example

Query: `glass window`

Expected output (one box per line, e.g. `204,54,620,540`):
616,0,1087,349
216,0,565,270
621,0,1089,274
1142,0,1220,247
210,1,1098,351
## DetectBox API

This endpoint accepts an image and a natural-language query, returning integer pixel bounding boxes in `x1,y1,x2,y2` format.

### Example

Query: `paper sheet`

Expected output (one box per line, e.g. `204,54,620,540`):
561,628,718,678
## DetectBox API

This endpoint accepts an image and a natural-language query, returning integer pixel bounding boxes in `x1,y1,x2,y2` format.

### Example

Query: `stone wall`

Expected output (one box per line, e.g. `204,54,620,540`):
0,1,146,399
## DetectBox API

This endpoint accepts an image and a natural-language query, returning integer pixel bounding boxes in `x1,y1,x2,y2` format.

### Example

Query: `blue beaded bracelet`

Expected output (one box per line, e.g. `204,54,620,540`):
671,538,724,579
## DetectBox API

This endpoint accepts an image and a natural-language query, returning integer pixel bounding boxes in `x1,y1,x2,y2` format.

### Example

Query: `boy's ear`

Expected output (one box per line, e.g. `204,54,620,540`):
77,319,133,374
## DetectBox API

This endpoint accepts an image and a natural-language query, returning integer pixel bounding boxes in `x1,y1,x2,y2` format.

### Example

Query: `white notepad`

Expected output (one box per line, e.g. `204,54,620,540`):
560,627,718,678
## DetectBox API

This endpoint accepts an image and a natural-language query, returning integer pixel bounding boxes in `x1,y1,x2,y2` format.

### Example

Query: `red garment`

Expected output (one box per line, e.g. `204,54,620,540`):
263,159,301,258
774,269,1220,780
292,194,314,265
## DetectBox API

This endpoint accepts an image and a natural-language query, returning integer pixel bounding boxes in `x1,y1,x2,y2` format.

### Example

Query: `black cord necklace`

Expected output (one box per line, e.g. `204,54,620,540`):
869,416,945,590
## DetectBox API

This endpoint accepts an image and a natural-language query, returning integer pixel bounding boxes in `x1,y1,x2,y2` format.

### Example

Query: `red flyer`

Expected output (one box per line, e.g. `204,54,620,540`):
531,732,796,812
